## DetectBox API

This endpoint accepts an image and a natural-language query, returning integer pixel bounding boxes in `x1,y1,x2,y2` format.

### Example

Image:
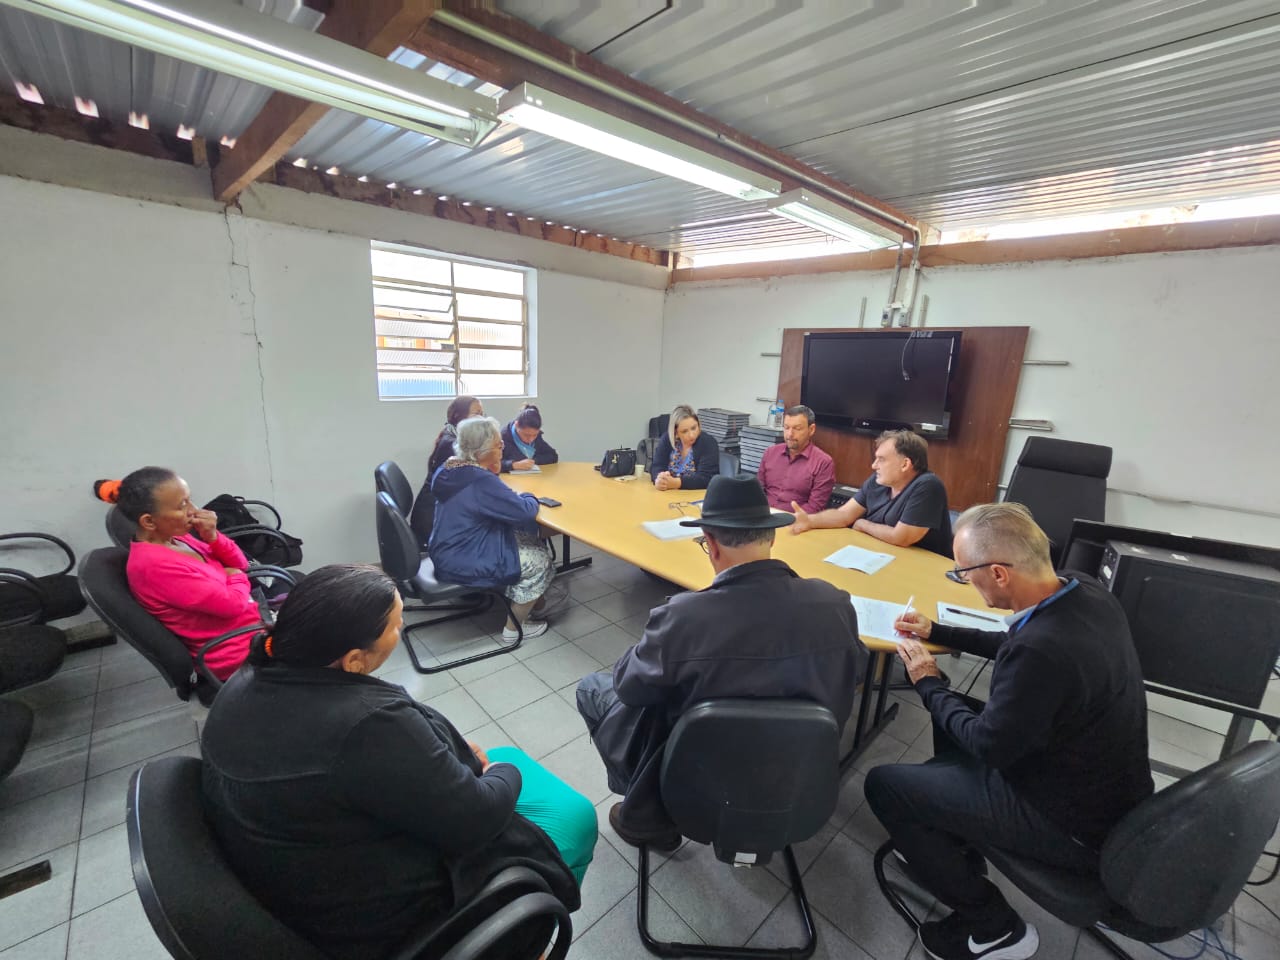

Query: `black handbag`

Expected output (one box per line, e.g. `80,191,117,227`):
597,448,637,478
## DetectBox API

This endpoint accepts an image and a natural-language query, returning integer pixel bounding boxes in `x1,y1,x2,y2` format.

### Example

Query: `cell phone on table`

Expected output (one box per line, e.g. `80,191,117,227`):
536,496,562,508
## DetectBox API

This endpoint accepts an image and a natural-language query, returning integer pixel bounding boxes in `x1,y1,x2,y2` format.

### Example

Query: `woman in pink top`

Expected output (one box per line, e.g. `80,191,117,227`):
119,466,263,680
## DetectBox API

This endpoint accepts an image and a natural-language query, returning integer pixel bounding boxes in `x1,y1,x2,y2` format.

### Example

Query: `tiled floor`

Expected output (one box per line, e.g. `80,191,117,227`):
2,545,1279,959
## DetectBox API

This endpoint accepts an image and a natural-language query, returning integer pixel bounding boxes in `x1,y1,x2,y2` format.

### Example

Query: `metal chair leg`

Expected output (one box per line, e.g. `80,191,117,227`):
637,844,816,959
872,841,925,932
1084,926,1139,960
402,591,524,675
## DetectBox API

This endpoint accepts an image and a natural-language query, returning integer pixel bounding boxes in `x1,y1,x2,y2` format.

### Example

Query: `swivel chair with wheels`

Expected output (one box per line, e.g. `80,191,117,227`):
127,756,572,960
1003,437,1112,567
874,740,1280,959
375,492,523,675
636,698,841,959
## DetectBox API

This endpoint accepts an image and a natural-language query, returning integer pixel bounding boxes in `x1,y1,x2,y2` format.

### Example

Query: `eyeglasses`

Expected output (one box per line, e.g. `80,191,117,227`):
693,536,710,554
945,561,1014,584
670,501,696,516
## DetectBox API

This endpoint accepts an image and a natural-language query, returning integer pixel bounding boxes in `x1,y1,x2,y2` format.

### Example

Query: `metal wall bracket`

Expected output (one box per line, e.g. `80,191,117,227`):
1009,419,1054,431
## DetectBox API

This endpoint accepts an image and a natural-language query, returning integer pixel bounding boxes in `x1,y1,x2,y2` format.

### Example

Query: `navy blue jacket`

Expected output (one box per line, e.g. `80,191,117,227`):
429,462,540,587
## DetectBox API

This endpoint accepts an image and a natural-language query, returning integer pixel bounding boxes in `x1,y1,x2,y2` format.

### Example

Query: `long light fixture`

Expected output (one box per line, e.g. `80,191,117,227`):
766,189,905,247
2,0,498,145
497,82,781,201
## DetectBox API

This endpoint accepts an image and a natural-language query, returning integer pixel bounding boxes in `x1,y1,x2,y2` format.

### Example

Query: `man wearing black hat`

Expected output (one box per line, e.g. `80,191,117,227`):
576,474,867,850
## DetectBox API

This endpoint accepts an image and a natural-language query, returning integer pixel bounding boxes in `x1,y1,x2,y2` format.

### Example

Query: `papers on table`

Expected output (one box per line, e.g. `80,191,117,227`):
849,595,909,643
936,602,1007,632
642,518,702,541
824,544,895,575
510,464,541,474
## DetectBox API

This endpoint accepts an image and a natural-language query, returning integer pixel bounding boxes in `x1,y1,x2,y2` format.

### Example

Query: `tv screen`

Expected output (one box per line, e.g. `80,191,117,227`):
800,330,961,438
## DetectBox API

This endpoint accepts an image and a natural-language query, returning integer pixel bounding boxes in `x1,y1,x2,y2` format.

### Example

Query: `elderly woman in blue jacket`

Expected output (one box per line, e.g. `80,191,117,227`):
430,416,554,640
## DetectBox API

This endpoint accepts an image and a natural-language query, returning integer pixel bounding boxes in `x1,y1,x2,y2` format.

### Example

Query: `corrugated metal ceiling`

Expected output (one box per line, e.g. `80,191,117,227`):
2,0,1279,255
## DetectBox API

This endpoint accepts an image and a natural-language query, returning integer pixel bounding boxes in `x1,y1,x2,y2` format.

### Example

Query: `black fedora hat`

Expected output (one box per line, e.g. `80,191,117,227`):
678,475,795,530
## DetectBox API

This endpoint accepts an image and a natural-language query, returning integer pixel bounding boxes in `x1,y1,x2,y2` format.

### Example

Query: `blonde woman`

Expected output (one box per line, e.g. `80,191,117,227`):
649,404,720,491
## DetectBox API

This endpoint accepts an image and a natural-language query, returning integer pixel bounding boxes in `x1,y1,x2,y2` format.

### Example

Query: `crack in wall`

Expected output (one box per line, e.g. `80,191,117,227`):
222,207,276,497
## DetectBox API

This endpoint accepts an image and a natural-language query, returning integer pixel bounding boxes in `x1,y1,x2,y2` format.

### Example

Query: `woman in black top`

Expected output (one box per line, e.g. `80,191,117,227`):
200,565,594,959
649,404,720,490
500,404,559,473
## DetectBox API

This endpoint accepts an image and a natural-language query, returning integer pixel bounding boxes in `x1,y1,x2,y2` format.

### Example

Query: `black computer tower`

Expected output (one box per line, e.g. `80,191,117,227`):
1098,541,1280,708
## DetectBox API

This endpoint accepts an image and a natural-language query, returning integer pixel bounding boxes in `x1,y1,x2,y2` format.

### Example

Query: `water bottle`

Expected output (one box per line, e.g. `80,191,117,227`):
770,399,784,428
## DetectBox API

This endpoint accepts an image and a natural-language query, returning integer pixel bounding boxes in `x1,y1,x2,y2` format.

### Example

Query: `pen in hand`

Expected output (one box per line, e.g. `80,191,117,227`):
896,595,915,638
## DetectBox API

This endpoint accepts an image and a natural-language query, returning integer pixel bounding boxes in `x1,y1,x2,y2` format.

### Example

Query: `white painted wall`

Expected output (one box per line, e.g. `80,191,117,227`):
661,247,1280,547
0,173,664,572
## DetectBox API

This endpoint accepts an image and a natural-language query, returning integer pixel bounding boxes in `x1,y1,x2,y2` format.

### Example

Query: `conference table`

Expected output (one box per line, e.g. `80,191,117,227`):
503,462,1003,767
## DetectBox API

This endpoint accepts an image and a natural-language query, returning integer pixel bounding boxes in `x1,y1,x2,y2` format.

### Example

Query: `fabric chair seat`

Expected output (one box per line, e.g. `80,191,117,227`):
0,699,34,780
0,625,67,694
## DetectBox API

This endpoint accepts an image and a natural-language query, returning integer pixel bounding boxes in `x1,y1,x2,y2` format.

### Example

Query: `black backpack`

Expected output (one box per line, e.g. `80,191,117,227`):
202,494,304,568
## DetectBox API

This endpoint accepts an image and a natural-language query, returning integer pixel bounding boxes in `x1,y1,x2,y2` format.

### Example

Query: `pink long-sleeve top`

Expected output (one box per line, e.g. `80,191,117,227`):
126,532,260,680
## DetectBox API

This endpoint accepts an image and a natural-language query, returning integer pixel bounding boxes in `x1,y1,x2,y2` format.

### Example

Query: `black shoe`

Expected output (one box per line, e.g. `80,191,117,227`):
919,911,1039,960
608,802,681,853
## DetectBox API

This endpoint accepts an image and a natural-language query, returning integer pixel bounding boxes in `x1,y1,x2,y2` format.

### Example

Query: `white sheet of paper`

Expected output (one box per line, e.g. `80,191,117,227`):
936,602,1007,632
510,464,541,474
849,595,909,643
824,544,895,575
642,518,702,541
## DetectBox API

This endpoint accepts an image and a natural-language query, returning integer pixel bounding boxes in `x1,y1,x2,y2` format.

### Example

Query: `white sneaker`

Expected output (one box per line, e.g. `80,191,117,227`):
503,620,548,641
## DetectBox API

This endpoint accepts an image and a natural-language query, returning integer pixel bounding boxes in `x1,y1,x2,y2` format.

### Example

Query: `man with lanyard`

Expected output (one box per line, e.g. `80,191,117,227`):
864,502,1153,960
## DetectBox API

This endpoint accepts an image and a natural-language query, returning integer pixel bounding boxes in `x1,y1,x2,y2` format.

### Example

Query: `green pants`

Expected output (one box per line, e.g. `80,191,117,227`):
487,746,598,886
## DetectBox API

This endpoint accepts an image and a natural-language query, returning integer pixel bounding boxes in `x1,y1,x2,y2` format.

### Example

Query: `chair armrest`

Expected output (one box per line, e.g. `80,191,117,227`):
247,565,299,588
0,533,76,576
0,569,46,627
389,866,552,960
193,622,268,689
436,892,571,960
235,498,283,529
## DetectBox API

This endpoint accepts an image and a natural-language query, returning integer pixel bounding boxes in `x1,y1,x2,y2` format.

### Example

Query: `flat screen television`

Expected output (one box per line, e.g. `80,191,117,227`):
800,330,962,439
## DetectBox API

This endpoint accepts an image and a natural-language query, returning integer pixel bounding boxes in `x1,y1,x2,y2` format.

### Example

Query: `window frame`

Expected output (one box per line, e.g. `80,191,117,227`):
371,241,533,400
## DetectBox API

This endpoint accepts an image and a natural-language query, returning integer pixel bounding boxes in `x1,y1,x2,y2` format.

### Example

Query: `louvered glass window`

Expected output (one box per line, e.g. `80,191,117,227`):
371,243,530,399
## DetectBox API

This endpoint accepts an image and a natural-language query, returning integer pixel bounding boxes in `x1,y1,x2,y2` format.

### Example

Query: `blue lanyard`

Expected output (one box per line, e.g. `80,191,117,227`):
1010,578,1080,634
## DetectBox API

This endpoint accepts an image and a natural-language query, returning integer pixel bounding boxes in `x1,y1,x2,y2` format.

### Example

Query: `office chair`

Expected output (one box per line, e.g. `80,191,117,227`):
636,698,840,959
375,492,523,675
637,413,671,471
376,460,416,517
78,548,291,706
1003,437,1112,566
127,756,572,960
0,532,86,628
0,621,67,780
875,740,1280,959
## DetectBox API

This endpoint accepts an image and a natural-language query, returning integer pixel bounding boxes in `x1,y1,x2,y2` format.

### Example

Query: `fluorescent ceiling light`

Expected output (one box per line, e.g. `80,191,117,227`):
3,0,498,146
497,82,780,201
766,189,904,246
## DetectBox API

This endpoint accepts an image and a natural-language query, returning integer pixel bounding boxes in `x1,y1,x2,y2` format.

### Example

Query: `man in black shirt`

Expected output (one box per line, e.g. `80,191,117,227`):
790,429,952,556
865,502,1152,960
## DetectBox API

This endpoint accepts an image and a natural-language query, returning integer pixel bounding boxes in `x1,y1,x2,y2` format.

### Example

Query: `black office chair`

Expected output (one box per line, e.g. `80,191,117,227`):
127,756,572,960
637,698,840,959
78,548,289,706
375,492,523,675
875,740,1280,959
376,460,416,518
1003,437,1112,566
0,622,67,780
638,413,671,471
0,532,87,628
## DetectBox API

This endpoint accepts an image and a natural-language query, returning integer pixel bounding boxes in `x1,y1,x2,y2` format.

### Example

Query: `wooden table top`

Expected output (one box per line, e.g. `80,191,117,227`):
504,463,1004,652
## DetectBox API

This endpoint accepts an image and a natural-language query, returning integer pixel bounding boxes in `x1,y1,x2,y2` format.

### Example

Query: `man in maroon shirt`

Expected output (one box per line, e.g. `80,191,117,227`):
756,405,836,514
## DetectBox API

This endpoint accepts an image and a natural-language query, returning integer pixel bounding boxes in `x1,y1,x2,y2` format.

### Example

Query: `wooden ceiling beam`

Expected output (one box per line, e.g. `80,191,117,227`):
211,1,443,205
409,0,919,239
0,88,192,163
271,163,669,266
